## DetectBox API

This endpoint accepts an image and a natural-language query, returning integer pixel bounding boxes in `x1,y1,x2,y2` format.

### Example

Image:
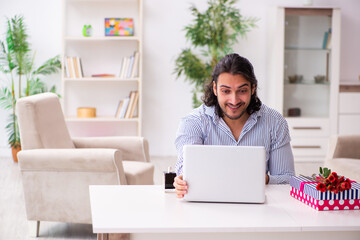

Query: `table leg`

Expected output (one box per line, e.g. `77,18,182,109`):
97,233,130,240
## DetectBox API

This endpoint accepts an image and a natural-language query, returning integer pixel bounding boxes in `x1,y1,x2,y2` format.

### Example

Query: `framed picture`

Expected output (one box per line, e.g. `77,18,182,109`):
105,18,134,36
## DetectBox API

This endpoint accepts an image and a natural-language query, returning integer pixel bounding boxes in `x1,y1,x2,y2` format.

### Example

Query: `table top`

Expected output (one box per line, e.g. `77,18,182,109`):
89,185,360,233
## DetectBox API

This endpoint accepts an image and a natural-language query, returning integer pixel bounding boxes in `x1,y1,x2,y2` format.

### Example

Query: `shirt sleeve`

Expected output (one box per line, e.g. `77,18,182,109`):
174,115,204,176
268,120,295,184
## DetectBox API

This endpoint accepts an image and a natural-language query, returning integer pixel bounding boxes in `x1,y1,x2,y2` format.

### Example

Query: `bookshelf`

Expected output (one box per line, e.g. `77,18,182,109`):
62,0,143,137
267,7,341,162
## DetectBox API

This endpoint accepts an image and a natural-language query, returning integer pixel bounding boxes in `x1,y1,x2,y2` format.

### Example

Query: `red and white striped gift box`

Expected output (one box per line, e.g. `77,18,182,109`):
289,176,360,211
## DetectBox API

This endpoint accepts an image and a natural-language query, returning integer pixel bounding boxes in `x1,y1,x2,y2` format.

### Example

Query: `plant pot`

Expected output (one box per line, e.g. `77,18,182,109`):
11,145,21,163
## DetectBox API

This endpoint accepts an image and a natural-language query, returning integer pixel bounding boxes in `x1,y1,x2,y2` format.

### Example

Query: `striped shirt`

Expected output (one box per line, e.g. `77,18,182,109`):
174,103,295,184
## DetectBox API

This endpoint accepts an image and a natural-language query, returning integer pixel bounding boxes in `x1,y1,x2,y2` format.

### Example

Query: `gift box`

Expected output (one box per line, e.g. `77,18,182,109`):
290,176,360,211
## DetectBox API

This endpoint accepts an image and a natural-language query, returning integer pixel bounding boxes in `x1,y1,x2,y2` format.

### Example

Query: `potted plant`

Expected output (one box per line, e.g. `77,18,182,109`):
174,0,258,108
0,15,61,162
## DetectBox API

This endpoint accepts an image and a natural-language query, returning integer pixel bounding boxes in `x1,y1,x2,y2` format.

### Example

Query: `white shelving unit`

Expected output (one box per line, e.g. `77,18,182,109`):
267,7,341,162
338,84,360,135
62,0,143,137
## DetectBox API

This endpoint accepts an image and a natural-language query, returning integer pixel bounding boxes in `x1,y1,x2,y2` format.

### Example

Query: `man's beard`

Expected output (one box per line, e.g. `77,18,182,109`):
219,102,247,120
223,108,247,120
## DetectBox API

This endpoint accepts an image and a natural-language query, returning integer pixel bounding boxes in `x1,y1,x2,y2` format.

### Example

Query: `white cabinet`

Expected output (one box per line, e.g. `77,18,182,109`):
267,7,341,162
62,0,143,137
338,86,360,135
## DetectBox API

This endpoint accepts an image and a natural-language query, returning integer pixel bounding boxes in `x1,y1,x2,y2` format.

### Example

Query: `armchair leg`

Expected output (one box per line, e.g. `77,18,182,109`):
28,221,40,237
97,233,130,240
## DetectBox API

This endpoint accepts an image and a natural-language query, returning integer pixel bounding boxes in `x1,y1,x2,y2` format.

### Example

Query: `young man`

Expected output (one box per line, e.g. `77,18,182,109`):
174,53,295,198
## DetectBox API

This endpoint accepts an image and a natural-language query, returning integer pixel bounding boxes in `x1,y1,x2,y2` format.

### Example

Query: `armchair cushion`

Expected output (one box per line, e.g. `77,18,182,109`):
72,136,150,162
325,135,360,183
122,161,154,185
326,158,360,182
18,148,127,184
331,135,360,159
18,148,128,224
17,93,75,150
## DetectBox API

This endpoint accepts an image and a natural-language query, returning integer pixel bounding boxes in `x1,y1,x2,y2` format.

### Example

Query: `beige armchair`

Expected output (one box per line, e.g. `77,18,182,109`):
325,135,360,182
16,93,154,237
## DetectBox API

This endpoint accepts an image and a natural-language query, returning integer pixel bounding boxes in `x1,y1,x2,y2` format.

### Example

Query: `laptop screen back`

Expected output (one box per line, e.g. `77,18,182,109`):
183,145,266,203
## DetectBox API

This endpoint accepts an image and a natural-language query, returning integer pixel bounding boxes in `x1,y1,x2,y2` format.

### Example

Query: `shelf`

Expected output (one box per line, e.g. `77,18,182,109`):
64,77,139,83
63,0,143,137
284,81,330,85
64,36,140,41
65,117,139,122
67,0,132,2
285,48,330,52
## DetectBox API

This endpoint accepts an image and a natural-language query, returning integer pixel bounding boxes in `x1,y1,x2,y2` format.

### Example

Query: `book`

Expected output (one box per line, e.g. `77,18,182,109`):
78,57,84,77
124,57,130,79
129,91,139,118
326,29,332,49
75,57,83,78
127,55,134,79
73,57,80,78
120,57,129,79
131,51,139,78
125,91,136,118
67,57,76,78
119,58,125,78
322,31,328,49
64,57,70,78
91,74,116,77
118,97,130,118
115,100,123,117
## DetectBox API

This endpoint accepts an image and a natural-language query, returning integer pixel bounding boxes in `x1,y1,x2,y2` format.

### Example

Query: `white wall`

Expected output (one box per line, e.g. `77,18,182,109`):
0,0,359,157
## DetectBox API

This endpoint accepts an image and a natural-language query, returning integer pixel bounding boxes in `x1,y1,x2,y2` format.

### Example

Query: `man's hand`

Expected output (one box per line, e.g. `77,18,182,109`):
266,174,269,184
173,175,188,198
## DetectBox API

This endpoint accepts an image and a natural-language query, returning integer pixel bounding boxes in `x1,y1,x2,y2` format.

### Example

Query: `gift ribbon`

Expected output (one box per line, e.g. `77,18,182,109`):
300,181,318,192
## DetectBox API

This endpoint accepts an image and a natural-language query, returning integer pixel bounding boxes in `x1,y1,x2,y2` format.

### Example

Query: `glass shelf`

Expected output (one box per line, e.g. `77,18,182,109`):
285,47,331,52
284,81,330,85
283,12,332,118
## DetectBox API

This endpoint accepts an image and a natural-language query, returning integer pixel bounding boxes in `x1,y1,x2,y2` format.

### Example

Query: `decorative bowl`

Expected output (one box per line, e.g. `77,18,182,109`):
288,75,303,84
314,75,326,84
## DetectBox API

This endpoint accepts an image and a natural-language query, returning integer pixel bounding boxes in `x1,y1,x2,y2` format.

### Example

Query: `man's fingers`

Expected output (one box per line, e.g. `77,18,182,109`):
174,177,187,190
173,175,188,198
175,189,187,198
174,176,187,186
173,181,188,190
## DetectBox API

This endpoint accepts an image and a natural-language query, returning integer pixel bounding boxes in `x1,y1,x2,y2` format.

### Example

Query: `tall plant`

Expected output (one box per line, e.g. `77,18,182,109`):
0,15,61,151
174,0,258,107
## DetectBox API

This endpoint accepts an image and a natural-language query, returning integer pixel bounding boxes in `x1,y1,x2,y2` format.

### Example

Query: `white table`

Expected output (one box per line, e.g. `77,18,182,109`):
89,185,360,240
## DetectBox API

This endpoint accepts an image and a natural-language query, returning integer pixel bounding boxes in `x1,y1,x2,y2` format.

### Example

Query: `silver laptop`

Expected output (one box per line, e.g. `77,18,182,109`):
183,145,266,203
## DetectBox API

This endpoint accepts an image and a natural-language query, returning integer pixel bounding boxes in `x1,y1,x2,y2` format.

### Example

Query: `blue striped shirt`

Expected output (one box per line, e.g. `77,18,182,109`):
174,104,295,184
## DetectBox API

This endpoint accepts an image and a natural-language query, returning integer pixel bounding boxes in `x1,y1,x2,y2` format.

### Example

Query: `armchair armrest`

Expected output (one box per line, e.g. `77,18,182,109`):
72,136,150,162
18,148,127,184
327,135,360,160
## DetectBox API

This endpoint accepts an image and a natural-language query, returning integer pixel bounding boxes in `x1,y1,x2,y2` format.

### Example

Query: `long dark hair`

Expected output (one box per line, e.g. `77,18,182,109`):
202,53,261,117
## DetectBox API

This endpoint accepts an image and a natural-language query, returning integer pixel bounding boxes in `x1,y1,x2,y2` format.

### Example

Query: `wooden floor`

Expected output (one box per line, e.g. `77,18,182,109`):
0,156,177,240
0,155,321,239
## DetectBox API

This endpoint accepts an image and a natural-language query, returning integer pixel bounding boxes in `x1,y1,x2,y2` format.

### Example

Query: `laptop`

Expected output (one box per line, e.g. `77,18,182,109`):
183,145,266,203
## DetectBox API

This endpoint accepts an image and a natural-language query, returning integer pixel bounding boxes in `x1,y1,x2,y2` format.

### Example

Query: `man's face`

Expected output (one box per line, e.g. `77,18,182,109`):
213,73,255,121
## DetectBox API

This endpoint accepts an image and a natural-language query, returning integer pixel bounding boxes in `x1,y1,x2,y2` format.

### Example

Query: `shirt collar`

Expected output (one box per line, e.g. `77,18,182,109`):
204,105,220,125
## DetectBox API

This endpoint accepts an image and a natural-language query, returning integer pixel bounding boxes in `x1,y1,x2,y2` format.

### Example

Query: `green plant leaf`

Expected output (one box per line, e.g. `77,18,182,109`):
5,113,20,147
174,48,209,87
319,167,323,174
32,55,61,76
0,88,13,110
174,0,258,108
0,15,61,147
